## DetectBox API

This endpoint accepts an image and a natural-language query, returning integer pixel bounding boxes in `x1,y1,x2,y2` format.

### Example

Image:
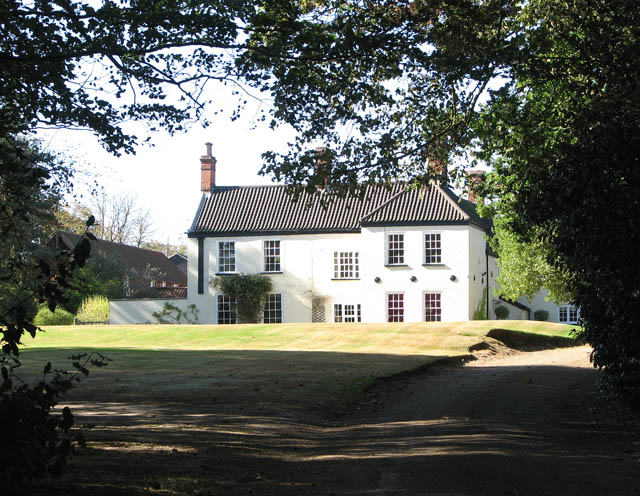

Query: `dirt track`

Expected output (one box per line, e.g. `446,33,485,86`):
42,345,640,495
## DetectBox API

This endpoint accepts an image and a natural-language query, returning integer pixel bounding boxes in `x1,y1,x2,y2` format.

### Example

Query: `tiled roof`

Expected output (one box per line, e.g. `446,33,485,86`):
150,287,188,299
188,183,490,236
53,232,187,286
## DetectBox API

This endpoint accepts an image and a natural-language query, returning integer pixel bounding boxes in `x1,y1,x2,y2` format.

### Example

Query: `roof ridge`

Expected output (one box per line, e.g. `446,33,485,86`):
359,185,406,223
212,184,284,190
439,186,471,221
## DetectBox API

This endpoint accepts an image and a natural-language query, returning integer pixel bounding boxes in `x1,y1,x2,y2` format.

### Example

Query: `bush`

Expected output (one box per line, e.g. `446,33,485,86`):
210,273,273,323
76,295,109,323
494,305,510,320
33,306,75,326
533,309,549,321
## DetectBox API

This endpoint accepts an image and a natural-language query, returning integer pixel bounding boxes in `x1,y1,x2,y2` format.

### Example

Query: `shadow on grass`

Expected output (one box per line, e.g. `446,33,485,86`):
18,348,448,419
22,347,640,496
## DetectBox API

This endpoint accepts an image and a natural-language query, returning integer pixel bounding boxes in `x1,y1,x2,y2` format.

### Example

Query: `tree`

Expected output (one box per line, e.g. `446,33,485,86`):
487,216,573,305
1,137,109,492
90,192,155,247
234,0,640,403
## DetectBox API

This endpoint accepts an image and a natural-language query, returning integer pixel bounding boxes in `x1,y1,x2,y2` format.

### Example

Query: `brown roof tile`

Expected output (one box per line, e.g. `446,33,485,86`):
54,232,187,286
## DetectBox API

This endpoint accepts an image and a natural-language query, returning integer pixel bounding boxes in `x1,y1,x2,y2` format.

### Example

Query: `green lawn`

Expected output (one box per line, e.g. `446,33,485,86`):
18,321,579,416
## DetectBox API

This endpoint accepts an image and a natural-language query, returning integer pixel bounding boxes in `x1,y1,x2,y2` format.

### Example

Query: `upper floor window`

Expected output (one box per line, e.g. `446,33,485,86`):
334,303,361,323
424,292,442,322
217,294,237,324
387,233,405,265
263,240,281,273
334,251,359,279
218,241,236,273
559,305,579,324
424,232,442,264
387,293,404,322
263,293,283,323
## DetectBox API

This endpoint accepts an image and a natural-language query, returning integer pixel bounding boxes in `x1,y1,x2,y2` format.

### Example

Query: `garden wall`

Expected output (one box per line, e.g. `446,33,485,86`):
109,298,189,324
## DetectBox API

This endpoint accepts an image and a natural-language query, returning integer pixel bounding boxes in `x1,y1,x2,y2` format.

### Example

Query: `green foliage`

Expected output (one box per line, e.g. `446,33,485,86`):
33,306,75,326
76,296,110,324
533,310,549,322
489,218,573,304
0,352,110,492
210,274,273,324
1,137,110,492
153,303,199,325
472,288,488,320
494,305,510,320
234,0,640,402
62,255,124,314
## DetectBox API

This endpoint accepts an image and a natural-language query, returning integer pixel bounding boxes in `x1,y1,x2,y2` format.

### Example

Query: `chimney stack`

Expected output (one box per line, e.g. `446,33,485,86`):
200,142,216,193
466,170,485,203
314,146,332,189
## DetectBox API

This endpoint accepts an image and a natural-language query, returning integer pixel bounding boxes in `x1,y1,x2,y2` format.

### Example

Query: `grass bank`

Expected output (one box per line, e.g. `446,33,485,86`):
18,321,578,416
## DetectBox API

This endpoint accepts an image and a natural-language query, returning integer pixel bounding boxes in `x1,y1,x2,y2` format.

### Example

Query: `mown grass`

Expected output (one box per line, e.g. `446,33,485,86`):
20,320,581,495
25,320,577,354
17,321,579,416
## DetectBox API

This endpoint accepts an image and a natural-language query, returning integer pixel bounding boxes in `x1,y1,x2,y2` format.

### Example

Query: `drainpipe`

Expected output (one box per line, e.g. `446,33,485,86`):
485,248,490,319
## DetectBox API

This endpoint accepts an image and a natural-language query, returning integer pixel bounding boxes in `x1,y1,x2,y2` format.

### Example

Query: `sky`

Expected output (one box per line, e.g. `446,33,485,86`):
40,109,298,248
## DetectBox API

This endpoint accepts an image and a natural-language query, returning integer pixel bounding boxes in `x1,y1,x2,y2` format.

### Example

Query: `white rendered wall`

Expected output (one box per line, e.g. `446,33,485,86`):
467,225,490,320
359,225,472,322
109,298,189,324
187,225,480,324
517,290,573,323
187,233,363,324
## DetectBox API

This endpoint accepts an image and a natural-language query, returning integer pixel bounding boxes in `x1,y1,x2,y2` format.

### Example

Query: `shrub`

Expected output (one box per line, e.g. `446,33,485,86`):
472,288,488,320
533,309,549,322
33,306,75,326
76,295,110,323
153,302,199,324
210,273,272,323
494,305,510,320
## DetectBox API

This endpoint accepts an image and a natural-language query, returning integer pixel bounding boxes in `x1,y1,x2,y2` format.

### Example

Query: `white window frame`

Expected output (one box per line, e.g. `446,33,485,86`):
424,231,443,265
386,232,405,266
386,292,405,322
263,240,282,273
217,240,237,274
263,292,283,323
424,291,442,322
216,294,237,324
558,304,579,324
333,303,362,323
333,251,360,279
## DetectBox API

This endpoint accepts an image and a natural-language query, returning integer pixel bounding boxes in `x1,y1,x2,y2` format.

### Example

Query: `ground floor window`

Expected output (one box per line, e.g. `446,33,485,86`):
424,292,442,322
559,305,579,324
217,294,237,324
263,293,283,323
334,303,361,323
387,293,404,322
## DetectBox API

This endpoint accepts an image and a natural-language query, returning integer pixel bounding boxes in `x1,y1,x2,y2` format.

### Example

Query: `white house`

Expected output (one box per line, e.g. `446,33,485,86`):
185,144,507,324
110,144,579,325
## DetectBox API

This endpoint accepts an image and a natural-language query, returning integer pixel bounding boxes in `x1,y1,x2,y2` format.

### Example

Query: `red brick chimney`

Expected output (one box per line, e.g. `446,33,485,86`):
466,170,485,203
200,142,216,193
